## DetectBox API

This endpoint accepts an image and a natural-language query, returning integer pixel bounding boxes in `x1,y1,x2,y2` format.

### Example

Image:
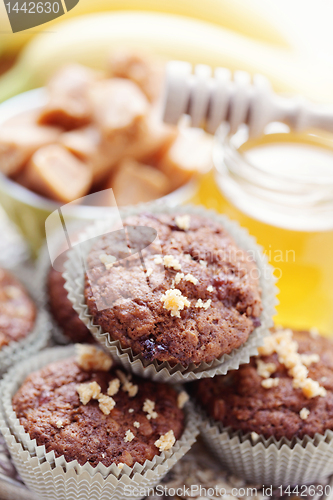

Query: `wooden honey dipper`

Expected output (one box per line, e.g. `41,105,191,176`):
162,61,333,137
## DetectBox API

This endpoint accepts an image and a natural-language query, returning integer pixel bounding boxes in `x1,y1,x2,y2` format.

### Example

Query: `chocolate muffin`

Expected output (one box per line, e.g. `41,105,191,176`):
84,213,262,365
48,266,94,343
0,268,36,349
12,345,185,468
194,328,333,440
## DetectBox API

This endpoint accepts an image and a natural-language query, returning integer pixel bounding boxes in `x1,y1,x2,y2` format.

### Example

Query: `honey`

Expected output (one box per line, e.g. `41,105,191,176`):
194,126,333,335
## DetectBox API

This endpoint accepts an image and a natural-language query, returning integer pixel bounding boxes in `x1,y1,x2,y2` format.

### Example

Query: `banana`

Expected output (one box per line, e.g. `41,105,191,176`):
0,12,332,105
0,0,290,56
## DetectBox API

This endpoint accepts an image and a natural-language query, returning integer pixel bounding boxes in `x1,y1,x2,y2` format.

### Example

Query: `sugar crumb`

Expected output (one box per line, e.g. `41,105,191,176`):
163,255,181,271
258,328,326,400
76,345,113,371
177,391,189,409
300,408,310,420
143,399,158,420
184,273,198,285
261,378,279,389
107,378,120,396
174,272,184,285
77,381,101,405
195,298,211,310
56,420,64,429
301,354,320,366
155,430,175,452
128,408,134,413
99,253,117,269
256,360,276,379
298,378,327,399
124,430,135,442
175,215,190,231
133,421,140,428
161,289,190,318
98,394,116,415
116,370,138,397
207,285,214,292
117,463,124,469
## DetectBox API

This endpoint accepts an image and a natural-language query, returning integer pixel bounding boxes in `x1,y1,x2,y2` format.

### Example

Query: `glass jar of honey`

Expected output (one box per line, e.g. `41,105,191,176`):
195,124,333,335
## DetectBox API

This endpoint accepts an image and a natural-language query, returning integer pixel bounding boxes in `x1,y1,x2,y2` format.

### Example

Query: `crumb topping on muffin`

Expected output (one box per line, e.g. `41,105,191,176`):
124,430,135,442
175,215,190,231
300,408,310,420
194,329,333,440
77,381,101,404
99,254,117,269
258,328,326,398
107,378,120,396
160,289,191,318
76,344,113,371
143,398,158,420
261,377,279,388
154,430,175,451
116,369,138,397
98,394,116,415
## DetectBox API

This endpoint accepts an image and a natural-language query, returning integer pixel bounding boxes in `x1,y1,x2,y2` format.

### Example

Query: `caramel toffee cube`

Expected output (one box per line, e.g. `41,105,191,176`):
110,159,170,206
26,144,92,203
0,124,60,177
89,78,149,139
39,64,98,129
158,129,213,190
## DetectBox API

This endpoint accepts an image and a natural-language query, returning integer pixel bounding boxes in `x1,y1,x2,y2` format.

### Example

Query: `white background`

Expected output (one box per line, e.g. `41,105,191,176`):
258,0,333,63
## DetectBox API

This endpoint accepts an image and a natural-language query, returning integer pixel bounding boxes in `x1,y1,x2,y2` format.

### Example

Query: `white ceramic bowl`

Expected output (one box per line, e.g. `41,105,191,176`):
0,88,198,256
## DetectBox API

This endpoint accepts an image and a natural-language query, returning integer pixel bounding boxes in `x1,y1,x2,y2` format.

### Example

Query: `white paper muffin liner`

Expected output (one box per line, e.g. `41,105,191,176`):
0,345,199,500
63,203,278,383
196,404,333,487
0,265,51,376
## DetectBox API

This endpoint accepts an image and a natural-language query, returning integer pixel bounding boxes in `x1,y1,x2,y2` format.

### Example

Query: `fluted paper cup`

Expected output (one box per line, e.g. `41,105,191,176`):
0,345,199,500
63,203,277,383
0,265,51,375
196,405,333,487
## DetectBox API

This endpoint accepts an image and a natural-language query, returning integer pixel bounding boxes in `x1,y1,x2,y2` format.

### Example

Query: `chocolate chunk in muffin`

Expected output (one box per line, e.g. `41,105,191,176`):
12,345,185,468
0,268,36,349
84,213,262,366
47,266,94,343
194,328,333,440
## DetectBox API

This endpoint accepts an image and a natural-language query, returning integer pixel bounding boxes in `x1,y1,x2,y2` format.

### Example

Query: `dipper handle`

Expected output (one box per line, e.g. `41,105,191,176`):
163,61,333,137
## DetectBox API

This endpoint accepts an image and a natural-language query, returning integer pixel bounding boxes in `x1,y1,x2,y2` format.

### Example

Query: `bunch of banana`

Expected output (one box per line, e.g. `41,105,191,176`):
0,0,290,56
0,12,332,105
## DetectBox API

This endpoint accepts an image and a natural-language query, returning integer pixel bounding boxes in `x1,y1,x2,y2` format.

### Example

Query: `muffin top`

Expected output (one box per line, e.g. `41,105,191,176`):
13,345,185,468
194,328,333,440
0,268,36,349
48,266,94,344
84,213,262,365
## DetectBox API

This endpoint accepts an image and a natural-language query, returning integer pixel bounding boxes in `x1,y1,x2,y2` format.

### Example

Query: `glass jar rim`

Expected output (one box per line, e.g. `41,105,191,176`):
214,123,333,189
